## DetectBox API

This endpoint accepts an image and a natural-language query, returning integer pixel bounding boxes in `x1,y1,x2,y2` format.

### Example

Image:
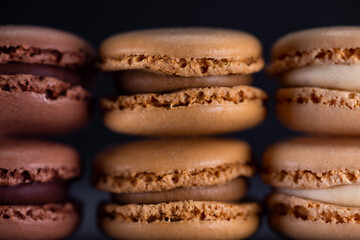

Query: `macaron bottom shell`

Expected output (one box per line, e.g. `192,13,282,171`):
268,193,360,239
0,203,79,240
276,87,360,135
99,201,260,240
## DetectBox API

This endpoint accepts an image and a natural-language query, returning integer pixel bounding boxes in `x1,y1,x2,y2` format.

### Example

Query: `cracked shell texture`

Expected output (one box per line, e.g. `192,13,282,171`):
262,137,360,189
268,193,360,239
98,27,264,76
101,86,267,136
0,203,79,240
268,26,360,74
276,87,360,135
0,25,95,67
99,201,260,240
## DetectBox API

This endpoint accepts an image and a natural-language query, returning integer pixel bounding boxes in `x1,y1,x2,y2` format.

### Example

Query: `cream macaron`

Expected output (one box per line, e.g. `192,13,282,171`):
268,26,360,135
93,138,260,240
263,137,360,239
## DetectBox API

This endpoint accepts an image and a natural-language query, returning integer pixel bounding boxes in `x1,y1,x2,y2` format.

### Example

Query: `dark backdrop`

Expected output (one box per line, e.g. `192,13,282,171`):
1,0,358,239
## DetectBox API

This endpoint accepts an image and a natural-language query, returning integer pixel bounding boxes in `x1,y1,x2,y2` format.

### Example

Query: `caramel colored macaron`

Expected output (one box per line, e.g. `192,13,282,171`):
268,26,360,135
262,137,360,239
94,138,260,240
99,28,266,136
0,139,81,240
0,25,95,136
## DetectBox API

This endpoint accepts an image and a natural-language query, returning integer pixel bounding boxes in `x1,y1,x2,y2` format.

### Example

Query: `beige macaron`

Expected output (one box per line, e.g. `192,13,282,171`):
263,137,360,239
98,27,266,136
268,26,360,135
94,138,260,239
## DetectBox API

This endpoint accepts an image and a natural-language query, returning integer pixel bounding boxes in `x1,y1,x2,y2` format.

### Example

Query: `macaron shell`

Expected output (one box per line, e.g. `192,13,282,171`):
101,86,266,136
98,27,264,76
99,201,259,240
100,217,259,240
0,90,90,136
276,87,360,135
94,138,251,175
0,203,79,240
0,25,95,66
268,193,360,239
272,26,360,59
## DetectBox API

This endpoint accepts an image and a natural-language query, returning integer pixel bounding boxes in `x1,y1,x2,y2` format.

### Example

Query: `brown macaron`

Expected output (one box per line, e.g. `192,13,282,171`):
98,27,267,136
94,138,260,240
0,25,95,136
0,139,81,240
263,137,360,239
268,26,360,135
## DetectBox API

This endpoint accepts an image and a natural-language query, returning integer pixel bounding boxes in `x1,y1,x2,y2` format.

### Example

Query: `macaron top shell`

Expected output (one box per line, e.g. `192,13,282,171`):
0,139,80,185
263,137,360,172
0,25,95,67
94,138,251,176
268,26,360,74
98,27,264,76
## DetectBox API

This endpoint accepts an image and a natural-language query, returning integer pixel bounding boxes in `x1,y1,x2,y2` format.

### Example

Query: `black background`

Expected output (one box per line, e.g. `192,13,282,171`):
1,0,357,239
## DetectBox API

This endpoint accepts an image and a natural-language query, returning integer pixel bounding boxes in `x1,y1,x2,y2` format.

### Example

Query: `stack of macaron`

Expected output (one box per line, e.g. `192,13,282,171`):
0,25,95,136
98,27,267,136
95,27,267,239
0,25,95,239
0,139,81,240
264,26,360,239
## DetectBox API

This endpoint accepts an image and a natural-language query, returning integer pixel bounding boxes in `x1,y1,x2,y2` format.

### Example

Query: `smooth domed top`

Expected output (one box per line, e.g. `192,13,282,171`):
263,137,360,172
271,26,360,59
0,139,81,171
100,27,262,59
0,25,95,59
94,138,251,176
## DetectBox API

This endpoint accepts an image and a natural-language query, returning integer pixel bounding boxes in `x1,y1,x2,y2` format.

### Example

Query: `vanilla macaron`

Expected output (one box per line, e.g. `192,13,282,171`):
268,26,360,135
263,137,360,239
94,138,260,240
98,28,267,136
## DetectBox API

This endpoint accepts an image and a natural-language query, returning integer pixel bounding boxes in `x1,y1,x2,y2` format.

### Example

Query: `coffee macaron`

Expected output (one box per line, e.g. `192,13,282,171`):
93,138,260,240
98,28,267,136
263,137,360,239
0,25,95,136
0,139,81,240
268,26,360,135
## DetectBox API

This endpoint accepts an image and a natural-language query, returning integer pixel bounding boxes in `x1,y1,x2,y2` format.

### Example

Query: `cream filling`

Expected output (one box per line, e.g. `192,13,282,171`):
281,65,360,91
278,185,360,207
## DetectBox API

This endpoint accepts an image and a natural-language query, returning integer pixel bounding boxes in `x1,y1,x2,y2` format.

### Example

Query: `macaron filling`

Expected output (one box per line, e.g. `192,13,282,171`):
114,70,252,94
0,63,85,87
277,185,360,207
0,181,68,205
112,178,246,204
281,64,360,91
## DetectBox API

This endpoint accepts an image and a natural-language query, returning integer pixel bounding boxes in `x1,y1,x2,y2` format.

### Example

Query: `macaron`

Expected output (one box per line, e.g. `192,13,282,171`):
0,139,81,240
262,137,360,239
98,28,267,136
0,25,95,136
268,26,360,135
94,138,260,240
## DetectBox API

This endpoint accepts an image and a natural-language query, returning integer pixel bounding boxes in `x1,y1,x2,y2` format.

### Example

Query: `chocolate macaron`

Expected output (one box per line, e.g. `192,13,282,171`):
263,137,360,239
0,139,81,240
94,138,260,240
0,25,95,136
98,28,267,136
268,26,360,135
